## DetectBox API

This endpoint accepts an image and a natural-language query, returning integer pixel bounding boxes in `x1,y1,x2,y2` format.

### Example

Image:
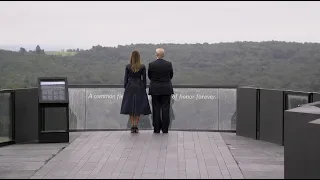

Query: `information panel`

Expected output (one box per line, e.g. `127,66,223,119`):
38,77,69,143
38,78,68,103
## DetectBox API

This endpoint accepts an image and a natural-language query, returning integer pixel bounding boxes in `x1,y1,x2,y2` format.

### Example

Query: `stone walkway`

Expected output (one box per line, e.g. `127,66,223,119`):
0,131,284,179
221,133,284,179
0,132,80,179
0,143,67,179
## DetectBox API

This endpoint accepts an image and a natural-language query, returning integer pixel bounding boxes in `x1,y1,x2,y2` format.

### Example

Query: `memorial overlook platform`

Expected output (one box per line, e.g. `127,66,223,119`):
0,84,320,179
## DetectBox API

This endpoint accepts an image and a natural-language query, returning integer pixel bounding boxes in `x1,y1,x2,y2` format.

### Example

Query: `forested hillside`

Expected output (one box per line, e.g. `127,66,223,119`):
1,41,320,92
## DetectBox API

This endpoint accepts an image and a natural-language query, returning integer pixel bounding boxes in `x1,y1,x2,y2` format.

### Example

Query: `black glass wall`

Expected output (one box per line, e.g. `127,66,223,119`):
285,91,311,110
0,91,14,144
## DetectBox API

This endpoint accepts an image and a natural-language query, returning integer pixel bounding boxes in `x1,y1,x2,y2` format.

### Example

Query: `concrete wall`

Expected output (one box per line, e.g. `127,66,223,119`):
236,87,258,139
259,89,284,145
284,104,320,179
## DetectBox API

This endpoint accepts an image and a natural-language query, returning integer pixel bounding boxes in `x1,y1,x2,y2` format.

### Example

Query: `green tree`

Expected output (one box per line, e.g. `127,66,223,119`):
35,45,41,54
35,45,44,54
19,47,26,53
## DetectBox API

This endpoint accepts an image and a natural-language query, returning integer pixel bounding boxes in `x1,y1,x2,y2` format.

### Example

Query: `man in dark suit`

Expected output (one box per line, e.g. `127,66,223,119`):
148,48,174,133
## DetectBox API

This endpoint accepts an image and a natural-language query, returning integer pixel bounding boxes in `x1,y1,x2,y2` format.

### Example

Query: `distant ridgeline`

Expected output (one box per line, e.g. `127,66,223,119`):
0,41,320,92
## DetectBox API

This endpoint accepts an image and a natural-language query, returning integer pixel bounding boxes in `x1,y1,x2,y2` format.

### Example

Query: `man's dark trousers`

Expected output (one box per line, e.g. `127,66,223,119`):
152,95,171,133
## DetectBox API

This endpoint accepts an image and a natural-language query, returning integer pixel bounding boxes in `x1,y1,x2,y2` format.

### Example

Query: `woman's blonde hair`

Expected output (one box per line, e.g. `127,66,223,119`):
130,51,142,73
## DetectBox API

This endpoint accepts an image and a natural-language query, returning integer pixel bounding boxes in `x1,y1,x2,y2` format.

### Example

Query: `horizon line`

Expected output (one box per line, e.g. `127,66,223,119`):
1,40,320,51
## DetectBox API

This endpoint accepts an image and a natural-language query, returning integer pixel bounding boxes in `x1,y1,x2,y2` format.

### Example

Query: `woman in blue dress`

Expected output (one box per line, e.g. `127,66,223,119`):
120,51,151,133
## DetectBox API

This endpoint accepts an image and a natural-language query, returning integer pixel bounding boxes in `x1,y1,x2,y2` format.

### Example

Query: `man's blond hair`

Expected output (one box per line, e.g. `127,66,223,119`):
156,48,165,59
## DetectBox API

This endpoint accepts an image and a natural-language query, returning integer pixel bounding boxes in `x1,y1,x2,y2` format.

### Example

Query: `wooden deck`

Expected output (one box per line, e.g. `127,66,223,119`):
0,131,283,179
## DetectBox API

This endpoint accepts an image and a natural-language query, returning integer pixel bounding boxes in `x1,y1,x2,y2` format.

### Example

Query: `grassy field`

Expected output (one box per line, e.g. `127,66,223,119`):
45,51,77,56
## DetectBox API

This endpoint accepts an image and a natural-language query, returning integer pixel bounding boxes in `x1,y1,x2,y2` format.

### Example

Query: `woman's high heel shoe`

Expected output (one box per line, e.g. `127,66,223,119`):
131,126,135,133
134,126,139,133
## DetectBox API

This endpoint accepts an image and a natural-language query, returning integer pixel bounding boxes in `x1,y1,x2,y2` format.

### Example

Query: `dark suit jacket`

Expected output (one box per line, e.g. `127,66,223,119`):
148,59,174,95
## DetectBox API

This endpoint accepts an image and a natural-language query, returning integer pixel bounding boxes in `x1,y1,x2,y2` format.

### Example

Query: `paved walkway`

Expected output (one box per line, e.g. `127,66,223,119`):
0,131,284,179
221,133,284,179
0,133,82,179
0,143,67,179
